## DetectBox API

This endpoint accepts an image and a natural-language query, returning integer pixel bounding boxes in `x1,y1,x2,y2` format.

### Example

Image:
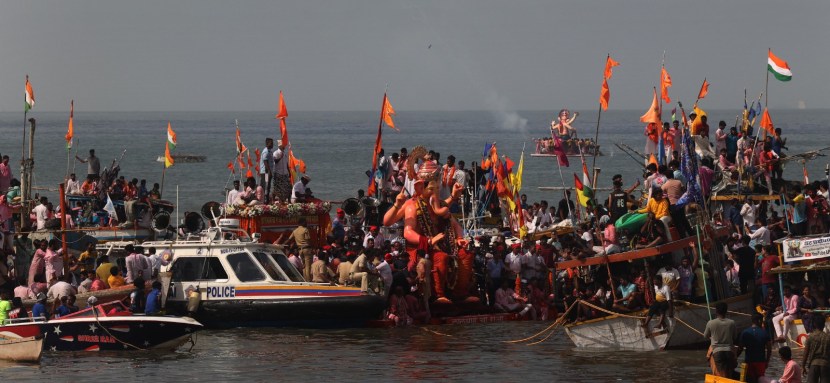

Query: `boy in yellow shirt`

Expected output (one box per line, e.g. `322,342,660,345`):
107,266,126,288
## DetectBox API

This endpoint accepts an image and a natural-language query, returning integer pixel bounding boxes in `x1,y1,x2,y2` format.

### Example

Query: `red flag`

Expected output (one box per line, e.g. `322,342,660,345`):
552,136,570,167
599,78,610,111
604,55,620,80
640,88,661,124
660,67,672,104
760,108,774,135
227,161,235,174
697,78,710,101
276,91,289,146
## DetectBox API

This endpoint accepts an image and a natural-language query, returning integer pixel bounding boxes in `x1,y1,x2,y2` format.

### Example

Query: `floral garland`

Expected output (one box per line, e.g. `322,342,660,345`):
224,201,331,218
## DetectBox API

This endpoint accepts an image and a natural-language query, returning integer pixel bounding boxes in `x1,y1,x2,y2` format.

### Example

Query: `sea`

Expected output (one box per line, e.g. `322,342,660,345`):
0,109,825,381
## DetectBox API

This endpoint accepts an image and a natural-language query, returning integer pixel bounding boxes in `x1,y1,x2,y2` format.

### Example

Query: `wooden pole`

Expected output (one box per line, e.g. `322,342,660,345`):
765,48,770,108
19,112,28,229
695,224,712,320
59,182,69,276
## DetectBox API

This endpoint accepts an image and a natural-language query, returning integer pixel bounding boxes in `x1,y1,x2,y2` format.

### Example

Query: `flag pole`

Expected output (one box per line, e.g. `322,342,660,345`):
71,138,79,176
765,48,770,108
591,54,608,176
693,78,706,108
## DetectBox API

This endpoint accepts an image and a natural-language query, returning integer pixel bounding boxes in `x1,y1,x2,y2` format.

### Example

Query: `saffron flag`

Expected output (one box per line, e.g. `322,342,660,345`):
660,67,672,104
383,95,397,130
697,78,710,101
25,75,34,112
768,49,792,82
367,93,389,196
640,88,661,124
165,123,176,168
235,126,247,155
573,173,593,207
604,55,620,80
760,108,774,135
552,136,569,167
276,91,289,146
66,100,74,151
227,161,235,174
599,78,611,111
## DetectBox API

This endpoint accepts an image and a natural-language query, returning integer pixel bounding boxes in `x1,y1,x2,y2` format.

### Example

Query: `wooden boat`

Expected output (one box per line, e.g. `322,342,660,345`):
0,321,43,363
565,294,754,351
532,138,602,157
155,154,207,163
2,301,202,352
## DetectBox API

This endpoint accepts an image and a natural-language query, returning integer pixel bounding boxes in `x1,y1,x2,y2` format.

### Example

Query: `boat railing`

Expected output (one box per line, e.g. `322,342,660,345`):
3,316,48,325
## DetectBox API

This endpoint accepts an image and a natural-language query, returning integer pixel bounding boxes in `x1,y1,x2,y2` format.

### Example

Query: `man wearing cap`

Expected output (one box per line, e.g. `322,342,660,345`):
311,253,336,284
291,175,310,203
285,217,314,281
272,140,291,202
376,253,393,296
363,226,384,250
337,251,355,285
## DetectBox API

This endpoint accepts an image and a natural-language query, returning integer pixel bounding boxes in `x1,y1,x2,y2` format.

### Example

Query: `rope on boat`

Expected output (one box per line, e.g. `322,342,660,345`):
421,327,453,337
503,300,577,344
93,306,147,351
676,300,752,317
673,316,705,337
576,300,647,319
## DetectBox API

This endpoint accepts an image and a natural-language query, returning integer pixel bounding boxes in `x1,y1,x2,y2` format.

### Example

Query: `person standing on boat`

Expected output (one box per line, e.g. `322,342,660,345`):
32,196,49,230
802,313,830,382
260,138,275,203
272,140,291,202
75,149,101,181
704,302,738,378
644,122,659,160
226,180,240,206
284,217,313,281
737,313,772,383
124,244,150,284
44,238,65,283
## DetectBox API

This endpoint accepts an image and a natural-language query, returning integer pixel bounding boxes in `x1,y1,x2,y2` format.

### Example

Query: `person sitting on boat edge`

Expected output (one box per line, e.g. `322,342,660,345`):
108,266,126,288
772,286,799,343
612,275,642,313
641,276,672,333
145,281,162,315
494,279,535,319
634,213,667,250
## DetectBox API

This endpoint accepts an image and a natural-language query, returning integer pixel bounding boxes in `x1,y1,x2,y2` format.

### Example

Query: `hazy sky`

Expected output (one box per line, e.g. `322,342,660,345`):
1,0,827,112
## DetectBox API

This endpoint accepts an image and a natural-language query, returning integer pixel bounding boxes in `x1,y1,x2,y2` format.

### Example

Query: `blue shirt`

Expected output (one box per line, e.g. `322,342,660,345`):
32,302,48,318
486,259,505,279
145,288,161,314
55,305,71,318
739,326,770,363
260,147,274,175
331,218,345,241
726,134,739,158
618,283,637,299
792,195,807,224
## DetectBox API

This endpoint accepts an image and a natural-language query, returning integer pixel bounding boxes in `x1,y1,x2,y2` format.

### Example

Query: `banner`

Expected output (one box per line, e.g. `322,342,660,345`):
782,236,830,262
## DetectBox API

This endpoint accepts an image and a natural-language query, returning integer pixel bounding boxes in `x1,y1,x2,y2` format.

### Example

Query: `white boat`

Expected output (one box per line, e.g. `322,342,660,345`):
0,321,43,363
141,218,385,328
565,294,754,351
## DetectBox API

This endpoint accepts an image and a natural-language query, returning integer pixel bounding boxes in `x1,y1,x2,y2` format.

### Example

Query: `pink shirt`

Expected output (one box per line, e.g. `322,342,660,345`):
602,225,617,247
779,359,802,383
0,163,11,191
28,249,46,286
784,294,799,316
44,248,65,280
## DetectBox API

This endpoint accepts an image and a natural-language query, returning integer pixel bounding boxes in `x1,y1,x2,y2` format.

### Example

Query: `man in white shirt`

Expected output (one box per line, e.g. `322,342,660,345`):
66,173,81,195
746,218,771,247
504,244,523,281
291,175,310,203
656,259,681,292
226,180,240,206
536,201,553,229
739,199,757,229
32,197,50,230
272,141,291,202
363,226,384,249
260,138,276,203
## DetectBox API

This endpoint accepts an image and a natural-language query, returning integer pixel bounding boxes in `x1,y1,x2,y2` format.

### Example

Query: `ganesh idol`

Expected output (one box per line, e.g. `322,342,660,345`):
383,146,477,304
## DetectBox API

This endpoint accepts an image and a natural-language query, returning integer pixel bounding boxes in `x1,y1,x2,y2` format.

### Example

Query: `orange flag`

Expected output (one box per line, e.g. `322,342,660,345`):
648,154,658,167
697,78,710,101
227,161,235,174
65,100,74,150
760,108,774,135
640,88,661,124
599,78,610,111
660,67,672,104
604,55,620,80
276,91,289,146
383,95,397,130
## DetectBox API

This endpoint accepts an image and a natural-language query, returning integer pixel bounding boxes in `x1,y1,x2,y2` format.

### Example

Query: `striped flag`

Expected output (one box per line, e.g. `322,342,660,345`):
165,122,176,168
768,49,792,82
66,100,74,151
25,75,35,112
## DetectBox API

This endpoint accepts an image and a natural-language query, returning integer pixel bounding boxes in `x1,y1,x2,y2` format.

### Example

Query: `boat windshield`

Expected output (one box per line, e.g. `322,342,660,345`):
252,251,286,281
227,252,266,282
269,253,304,282
171,257,229,281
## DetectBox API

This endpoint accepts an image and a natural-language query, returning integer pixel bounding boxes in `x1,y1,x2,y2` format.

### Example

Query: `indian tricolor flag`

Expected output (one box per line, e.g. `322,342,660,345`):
165,122,177,168
25,75,35,112
768,50,792,82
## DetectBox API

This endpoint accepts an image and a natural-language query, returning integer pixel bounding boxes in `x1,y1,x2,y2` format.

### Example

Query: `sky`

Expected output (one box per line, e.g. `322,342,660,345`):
1,0,828,112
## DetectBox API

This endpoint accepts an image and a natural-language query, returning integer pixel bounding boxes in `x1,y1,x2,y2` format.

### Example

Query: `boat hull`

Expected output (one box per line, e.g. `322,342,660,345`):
166,295,386,328
564,294,754,351
38,316,201,352
0,336,43,363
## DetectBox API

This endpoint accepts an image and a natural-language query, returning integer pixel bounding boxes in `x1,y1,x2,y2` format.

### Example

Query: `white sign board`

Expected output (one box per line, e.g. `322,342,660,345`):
783,236,830,263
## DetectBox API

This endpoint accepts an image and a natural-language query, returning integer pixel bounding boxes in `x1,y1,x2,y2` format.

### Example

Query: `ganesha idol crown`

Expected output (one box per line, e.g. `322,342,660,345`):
417,160,440,183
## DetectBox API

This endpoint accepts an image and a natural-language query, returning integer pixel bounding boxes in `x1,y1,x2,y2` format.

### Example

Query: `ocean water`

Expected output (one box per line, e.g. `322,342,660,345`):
0,109,821,381
1,109,827,216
